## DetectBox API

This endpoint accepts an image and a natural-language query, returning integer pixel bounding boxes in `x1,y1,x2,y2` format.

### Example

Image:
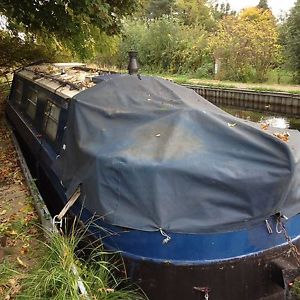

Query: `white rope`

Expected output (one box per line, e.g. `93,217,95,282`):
159,228,171,244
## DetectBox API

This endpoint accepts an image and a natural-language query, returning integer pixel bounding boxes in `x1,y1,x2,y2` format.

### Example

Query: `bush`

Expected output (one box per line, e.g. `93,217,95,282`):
195,62,214,78
118,17,212,74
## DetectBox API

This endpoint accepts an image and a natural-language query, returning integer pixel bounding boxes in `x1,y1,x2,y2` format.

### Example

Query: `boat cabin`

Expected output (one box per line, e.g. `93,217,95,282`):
7,63,114,164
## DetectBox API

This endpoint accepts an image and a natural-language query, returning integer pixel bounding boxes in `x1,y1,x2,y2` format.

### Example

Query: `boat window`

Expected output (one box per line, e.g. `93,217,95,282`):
26,88,38,120
15,80,23,104
43,100,61,141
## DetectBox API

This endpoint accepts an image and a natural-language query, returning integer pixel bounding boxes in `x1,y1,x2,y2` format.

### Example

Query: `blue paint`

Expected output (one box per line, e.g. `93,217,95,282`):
69,200,300,265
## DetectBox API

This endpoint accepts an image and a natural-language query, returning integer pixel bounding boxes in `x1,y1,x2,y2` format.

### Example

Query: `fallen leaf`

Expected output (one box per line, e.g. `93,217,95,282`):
8,279,16,286
0,210,7,215
27,227,38,235
9,230,18,236
273,132,290,142
20,243,29,255
227,123,237,127
260,123,269,130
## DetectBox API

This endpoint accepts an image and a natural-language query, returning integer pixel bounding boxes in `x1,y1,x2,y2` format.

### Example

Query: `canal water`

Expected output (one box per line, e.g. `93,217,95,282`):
222,106,300,131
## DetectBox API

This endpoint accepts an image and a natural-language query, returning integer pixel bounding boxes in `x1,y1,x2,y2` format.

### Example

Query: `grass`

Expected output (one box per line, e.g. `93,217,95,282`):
143,70,300,94
14,222,146,300
266,69,294,85
291,280,300,299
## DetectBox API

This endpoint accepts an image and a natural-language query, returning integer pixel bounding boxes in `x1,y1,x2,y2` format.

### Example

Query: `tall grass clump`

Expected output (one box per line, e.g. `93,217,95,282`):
18,222,146,300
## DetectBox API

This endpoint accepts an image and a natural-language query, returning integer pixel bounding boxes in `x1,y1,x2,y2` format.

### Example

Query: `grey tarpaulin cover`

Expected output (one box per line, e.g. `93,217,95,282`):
53,75,300,233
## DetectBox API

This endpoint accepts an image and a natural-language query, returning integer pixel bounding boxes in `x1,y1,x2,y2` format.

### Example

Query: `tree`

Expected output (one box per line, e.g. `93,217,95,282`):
119,16,211,73
147,0,176,18
0,0,137,37
175,0,215,29
213,1,236,20
208,7,281,82
0,0,137,59
285,0,300,82
0,30,59,76
257,0,269,10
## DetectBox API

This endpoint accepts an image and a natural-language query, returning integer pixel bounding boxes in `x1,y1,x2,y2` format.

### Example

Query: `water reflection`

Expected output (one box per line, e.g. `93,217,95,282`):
260,117,289,129
221,106,300,131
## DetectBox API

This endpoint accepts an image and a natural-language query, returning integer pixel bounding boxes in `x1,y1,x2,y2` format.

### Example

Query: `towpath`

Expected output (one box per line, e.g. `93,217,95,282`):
0,85,43,299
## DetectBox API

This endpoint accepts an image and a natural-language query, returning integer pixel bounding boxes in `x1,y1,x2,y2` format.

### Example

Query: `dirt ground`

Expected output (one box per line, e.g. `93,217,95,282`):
0,87,44,299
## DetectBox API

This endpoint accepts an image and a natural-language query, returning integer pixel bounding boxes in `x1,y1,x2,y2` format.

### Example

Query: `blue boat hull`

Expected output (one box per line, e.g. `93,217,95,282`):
6,100,300,300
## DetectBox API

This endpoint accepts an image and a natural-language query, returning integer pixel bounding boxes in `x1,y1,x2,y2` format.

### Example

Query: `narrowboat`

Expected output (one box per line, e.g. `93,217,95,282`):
6,55,300,300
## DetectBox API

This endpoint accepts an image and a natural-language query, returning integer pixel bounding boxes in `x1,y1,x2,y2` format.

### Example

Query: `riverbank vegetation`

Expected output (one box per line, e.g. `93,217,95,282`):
18,226,145,300
1,225,145,300
1,0,300,85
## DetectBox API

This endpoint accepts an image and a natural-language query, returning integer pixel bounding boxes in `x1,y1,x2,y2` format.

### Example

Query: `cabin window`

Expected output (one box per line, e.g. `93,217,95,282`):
15,80,23,104
26,88,38,120
43,100,60,141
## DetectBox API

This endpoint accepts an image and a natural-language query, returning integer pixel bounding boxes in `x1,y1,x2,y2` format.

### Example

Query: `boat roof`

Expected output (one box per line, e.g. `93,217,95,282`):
16,63,119,99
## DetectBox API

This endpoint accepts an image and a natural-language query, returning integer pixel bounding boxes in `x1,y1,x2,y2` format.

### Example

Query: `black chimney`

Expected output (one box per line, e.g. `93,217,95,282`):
128,51,139,75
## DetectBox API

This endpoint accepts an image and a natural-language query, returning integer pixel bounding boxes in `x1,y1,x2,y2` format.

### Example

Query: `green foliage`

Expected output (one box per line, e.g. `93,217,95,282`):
175,0,215,29
147,0,176,18
0,30,63,75
0,0,138,60
135,0,216,29
212,2,236,20
195,62,214,78
0,0,136,38
285,0,300,83
266,68,294,85
208,8,282,82
18,227,145,300
119,16,212,74
291,279,300,299
0,0,296,85
257,0,269,10
119,17,181,72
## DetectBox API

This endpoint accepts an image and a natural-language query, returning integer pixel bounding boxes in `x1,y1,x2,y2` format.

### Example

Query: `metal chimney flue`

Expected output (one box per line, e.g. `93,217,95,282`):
128,51,139,75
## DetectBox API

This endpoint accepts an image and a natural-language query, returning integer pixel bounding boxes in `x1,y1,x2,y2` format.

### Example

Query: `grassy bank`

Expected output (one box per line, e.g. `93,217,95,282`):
143,72,300,94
